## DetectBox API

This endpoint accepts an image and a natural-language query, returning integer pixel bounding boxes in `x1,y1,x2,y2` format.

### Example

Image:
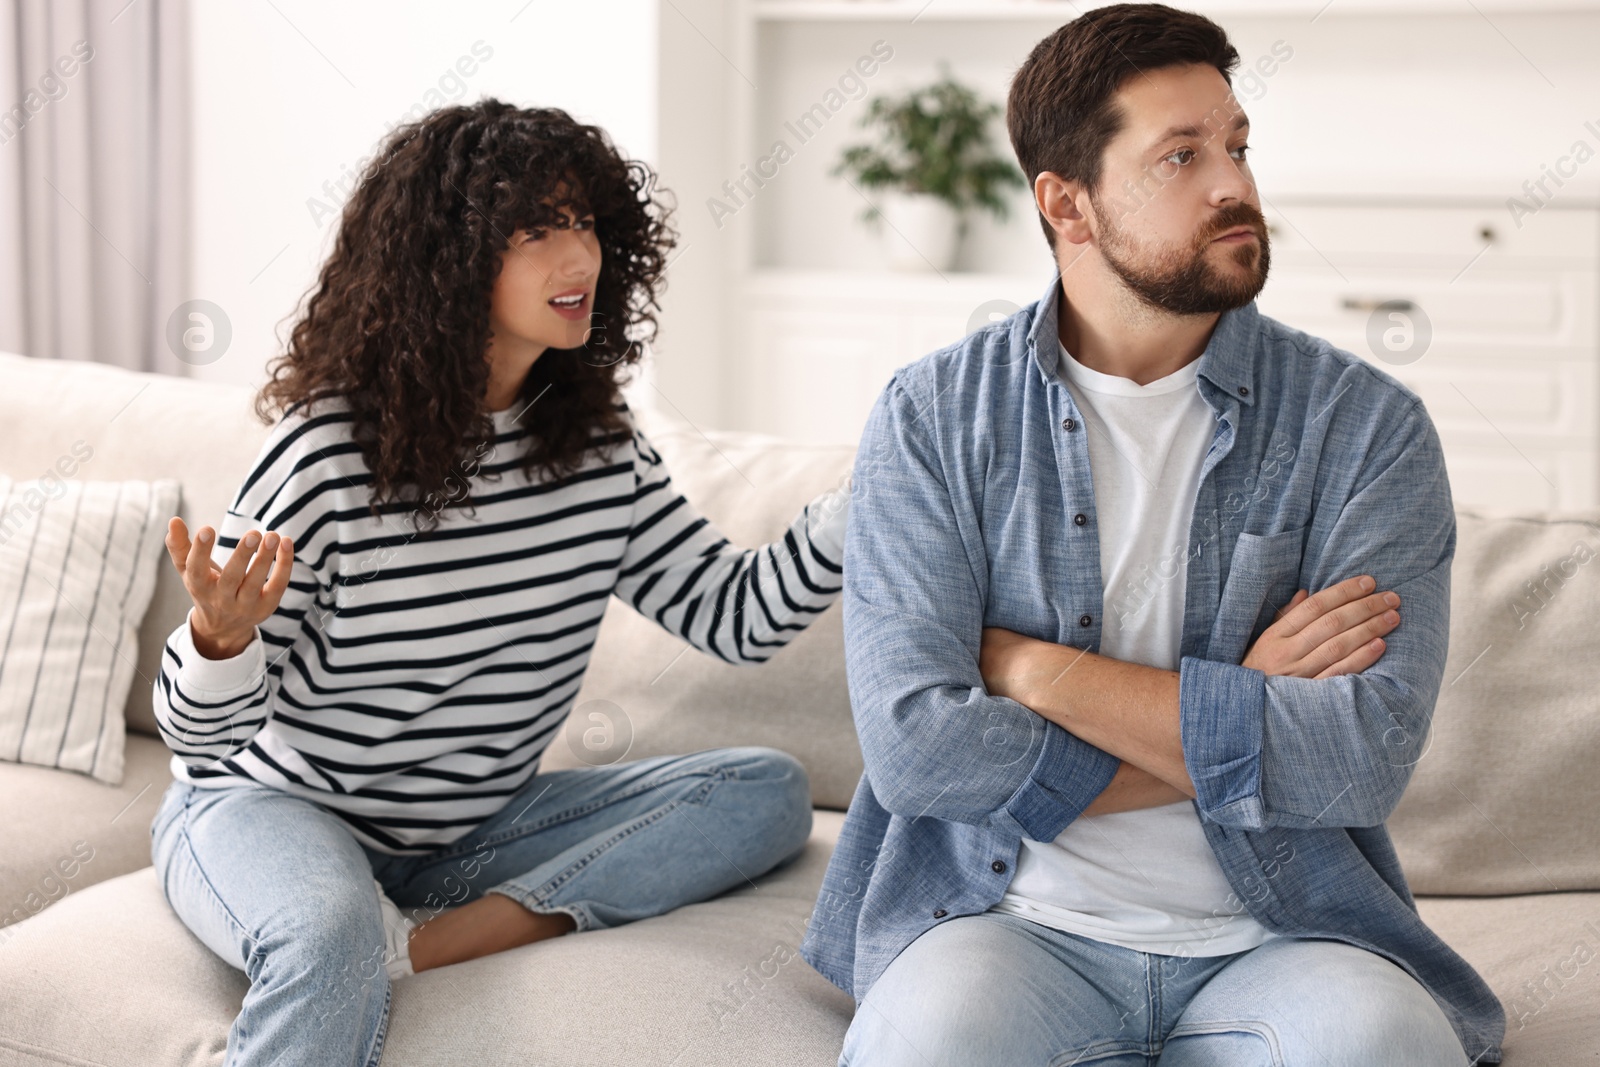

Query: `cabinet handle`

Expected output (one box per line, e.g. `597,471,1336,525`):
1341,296,1415,312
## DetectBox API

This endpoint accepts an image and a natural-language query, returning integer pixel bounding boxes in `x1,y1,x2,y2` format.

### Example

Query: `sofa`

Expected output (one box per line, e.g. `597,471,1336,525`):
0,348,1595,1065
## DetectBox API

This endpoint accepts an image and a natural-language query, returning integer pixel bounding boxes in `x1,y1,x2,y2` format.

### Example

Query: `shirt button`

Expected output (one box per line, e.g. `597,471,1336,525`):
1238,385,1250,396
1079,614,1093,627
932,908,948,919
991,860,1007,874
1061,417,1076,431
1073,512,1087,526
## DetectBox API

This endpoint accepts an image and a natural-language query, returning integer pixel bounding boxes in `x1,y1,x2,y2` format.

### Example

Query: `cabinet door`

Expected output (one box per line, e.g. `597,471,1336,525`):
1256,202,1599,508
1256,268,1596,353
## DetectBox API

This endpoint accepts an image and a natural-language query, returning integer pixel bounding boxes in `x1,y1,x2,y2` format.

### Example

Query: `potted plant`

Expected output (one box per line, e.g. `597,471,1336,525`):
831,67,1025,272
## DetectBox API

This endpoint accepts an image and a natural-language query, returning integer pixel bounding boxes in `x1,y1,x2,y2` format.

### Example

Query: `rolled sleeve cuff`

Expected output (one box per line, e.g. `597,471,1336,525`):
174,608,266,693
1179,655,1268,829
999,717,1120,841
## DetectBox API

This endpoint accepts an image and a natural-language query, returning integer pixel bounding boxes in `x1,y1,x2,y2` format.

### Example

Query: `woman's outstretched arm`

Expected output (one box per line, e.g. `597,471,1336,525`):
610,418,848,665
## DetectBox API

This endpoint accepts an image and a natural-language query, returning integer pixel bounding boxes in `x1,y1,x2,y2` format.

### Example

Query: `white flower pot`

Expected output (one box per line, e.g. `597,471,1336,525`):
878,192,961,272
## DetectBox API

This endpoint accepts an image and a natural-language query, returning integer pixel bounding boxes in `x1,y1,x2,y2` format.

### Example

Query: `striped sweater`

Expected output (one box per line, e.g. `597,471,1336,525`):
152,399,847,854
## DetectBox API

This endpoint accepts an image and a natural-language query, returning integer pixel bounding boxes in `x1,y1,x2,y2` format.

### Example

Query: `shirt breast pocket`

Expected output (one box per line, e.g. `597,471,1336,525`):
1211,524,1309,664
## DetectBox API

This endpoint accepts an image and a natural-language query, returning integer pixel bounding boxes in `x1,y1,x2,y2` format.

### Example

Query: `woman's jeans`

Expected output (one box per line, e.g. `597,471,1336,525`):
840,908,1470,1067
149,745,812,1067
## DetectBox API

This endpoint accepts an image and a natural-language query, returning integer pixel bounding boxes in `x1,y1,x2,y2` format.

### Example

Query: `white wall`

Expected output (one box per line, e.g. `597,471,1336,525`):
185,0,658,391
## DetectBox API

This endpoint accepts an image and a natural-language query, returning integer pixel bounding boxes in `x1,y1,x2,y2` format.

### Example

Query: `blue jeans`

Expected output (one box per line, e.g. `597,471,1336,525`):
149,745,812,1067
840,908,1469,1067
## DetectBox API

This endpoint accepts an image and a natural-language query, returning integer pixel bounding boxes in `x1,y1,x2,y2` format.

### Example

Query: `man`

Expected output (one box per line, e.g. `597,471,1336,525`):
798,4,1503,1065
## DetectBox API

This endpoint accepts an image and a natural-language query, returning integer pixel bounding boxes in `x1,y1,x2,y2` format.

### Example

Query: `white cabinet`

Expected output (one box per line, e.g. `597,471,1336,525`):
1254,200,1600,509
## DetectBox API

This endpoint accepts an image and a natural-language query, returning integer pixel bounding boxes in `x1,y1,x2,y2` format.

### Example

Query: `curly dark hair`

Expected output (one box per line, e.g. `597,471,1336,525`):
257,99,677,533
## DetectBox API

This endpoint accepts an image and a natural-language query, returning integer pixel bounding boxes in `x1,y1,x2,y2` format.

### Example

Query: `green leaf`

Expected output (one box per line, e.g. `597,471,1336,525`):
831,64,1024,220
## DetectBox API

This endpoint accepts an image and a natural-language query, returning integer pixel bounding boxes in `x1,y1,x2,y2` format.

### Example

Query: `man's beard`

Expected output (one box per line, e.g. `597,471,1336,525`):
1090,194,1271,316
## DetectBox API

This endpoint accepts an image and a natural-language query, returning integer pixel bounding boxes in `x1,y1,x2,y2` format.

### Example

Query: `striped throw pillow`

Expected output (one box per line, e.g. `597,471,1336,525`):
0,477,179,784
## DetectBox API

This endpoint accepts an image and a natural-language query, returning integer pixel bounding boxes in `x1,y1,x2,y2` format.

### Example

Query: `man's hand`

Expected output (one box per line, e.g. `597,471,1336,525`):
1243,574,1400,679
165,517,295,661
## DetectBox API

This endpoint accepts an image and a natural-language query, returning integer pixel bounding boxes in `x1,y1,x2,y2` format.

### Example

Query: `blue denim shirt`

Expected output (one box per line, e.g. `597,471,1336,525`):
799,272,1504,1064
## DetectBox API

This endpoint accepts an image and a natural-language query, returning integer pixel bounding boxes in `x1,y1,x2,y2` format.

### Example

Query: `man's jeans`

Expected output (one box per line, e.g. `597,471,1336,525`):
149,746,812,1067
840,908,1468,1067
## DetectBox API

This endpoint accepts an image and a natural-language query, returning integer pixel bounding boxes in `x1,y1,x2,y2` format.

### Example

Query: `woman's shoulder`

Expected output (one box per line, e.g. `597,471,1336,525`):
593,396,647,457
278,393,356,436
262,394,360,455
619,400,693,481
609,396,639,428
235,394,364,508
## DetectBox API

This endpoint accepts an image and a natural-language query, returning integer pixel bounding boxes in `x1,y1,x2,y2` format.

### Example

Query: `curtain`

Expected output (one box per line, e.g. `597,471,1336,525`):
0,0,190,374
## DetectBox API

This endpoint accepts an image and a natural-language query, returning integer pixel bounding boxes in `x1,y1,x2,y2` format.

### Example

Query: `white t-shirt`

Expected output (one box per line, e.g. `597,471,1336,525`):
986,340,1277,956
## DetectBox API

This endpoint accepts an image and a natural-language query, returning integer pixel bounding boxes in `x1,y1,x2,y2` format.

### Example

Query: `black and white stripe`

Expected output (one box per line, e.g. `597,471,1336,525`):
151,400,846,854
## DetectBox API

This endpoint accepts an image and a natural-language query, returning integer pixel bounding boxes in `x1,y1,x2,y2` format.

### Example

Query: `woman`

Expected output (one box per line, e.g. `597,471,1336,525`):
150,100,847,1066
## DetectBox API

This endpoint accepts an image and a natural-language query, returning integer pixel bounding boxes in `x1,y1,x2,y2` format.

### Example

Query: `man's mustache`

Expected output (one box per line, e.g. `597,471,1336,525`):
1200,205,1267,244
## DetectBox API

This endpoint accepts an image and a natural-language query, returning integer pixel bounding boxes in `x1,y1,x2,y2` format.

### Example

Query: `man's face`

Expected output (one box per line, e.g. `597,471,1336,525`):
1086,63,1270,315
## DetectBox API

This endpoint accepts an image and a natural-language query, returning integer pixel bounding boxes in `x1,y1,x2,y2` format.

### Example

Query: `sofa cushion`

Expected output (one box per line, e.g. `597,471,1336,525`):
1416,892,1600,1062
1389,509,1600,895
1,810,1595,1066
545,417,863,811
0,732,174,928
0,811,854,1067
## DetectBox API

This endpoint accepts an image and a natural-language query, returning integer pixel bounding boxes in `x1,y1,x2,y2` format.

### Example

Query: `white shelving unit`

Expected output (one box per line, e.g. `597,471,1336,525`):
654,0,1600,507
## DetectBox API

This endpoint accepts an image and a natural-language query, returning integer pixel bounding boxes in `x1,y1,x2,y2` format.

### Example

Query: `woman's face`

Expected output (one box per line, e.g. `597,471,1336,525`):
487,201,601,358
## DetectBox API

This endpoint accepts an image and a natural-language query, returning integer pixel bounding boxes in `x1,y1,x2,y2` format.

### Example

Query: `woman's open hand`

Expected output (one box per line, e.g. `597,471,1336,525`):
165,517,295,660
